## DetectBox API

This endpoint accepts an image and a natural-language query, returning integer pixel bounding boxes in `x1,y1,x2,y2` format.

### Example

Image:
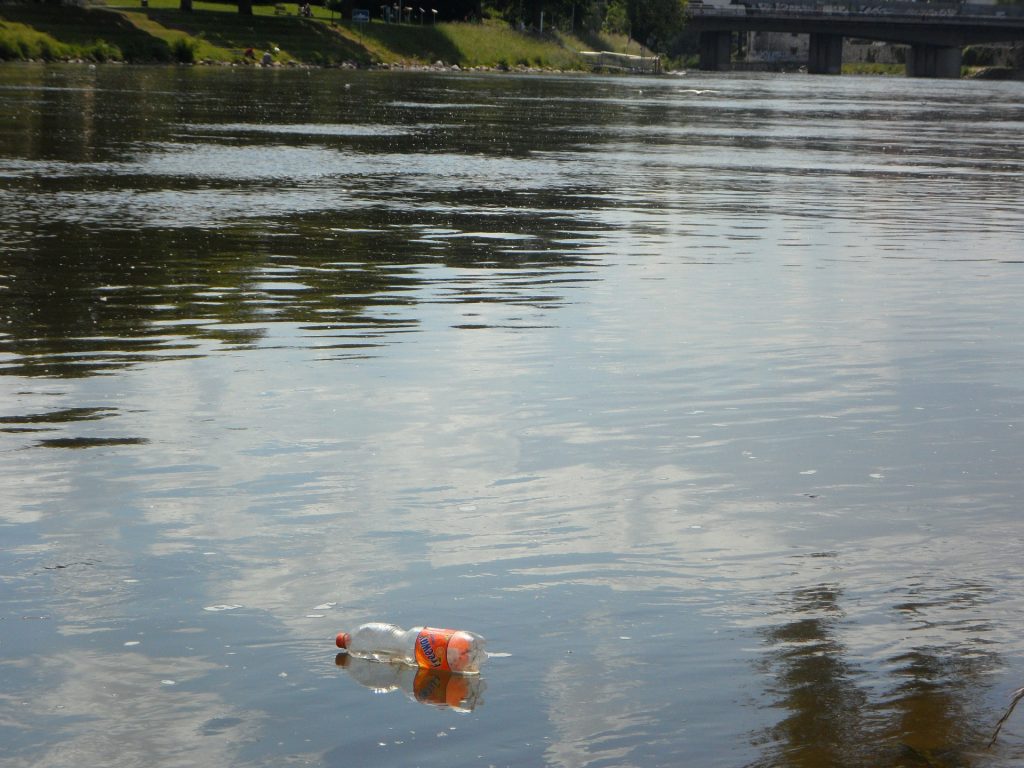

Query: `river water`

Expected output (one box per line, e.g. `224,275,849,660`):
1,63,1024,767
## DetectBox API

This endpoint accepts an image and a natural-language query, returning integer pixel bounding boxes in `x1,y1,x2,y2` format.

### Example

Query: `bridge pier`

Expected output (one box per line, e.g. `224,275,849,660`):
808,33,843,74
699,31,732,71
906,44,963,78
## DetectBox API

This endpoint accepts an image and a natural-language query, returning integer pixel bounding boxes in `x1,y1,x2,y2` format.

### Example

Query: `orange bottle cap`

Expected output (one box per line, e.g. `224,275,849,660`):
336,632,350,649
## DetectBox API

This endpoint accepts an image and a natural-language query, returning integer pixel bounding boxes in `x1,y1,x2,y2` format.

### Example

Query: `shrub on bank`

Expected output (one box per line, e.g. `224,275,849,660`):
842,62,903,76
171,35,198,62
87,38,122,61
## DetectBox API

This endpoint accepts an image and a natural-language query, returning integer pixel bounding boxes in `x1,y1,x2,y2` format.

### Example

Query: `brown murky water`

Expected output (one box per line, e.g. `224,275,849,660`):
2,64,1024,767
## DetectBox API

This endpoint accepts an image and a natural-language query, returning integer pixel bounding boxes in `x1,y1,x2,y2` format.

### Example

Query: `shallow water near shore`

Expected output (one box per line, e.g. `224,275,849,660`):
2,64,1024,767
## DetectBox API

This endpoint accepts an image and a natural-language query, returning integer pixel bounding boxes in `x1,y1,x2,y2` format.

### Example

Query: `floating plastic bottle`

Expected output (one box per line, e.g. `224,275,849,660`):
335,653,485,712
335,622,486,674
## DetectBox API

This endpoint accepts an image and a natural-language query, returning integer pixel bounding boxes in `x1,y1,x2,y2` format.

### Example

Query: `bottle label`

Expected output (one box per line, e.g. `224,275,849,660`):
413,668,449,705
414,627,455,671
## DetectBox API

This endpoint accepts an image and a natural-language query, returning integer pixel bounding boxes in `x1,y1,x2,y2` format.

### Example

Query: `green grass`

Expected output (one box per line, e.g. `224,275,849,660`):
842,62,903,76
0,1,643,68
131,7,369,63
351,19,592,69
0,19,73,61
0,3,174,61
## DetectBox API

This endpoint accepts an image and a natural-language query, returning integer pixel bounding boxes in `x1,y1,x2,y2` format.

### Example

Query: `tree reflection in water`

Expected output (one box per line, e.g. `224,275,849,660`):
751,578,1004,767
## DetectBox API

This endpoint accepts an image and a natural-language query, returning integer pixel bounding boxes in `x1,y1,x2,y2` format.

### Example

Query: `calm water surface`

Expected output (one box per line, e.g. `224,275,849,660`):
2,64,1024,767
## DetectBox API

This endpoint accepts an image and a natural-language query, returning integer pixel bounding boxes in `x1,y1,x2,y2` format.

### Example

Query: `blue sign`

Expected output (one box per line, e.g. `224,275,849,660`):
352,8,370,21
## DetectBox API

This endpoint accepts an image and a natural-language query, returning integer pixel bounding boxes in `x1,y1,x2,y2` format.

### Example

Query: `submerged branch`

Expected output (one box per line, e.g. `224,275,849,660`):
987,687,1024,750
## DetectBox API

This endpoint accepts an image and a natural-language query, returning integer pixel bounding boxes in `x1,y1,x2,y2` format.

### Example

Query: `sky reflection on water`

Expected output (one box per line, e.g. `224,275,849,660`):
2,65,1024,767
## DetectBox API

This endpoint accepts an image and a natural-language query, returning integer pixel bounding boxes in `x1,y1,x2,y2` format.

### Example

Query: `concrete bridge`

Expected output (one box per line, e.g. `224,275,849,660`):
687,0,1024,77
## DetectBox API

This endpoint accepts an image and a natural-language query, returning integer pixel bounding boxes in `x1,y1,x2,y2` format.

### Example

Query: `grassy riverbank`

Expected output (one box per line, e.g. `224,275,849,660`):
0,0,639,68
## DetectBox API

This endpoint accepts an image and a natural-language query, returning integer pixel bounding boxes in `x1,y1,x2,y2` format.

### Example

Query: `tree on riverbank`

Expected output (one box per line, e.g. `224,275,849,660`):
325,0,685,52
478,0,686,54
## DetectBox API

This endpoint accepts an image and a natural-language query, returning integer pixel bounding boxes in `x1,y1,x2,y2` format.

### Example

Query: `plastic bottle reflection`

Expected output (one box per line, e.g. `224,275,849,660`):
335,653,486,712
